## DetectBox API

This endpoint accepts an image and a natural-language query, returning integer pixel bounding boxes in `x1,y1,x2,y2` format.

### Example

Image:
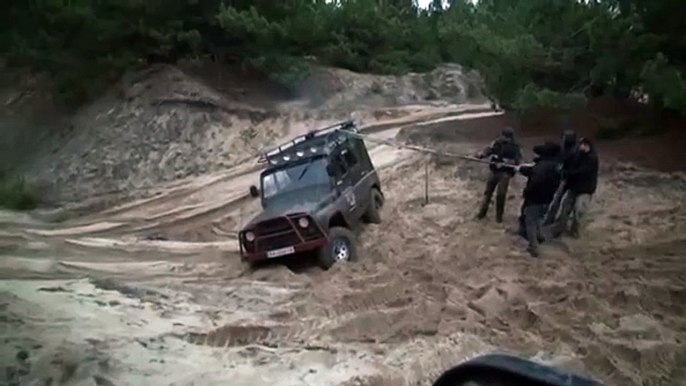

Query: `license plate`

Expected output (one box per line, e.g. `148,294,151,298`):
266,246,295,258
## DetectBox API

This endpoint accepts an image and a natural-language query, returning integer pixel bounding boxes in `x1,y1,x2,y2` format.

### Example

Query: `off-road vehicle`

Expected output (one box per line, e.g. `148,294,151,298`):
238,120,384,270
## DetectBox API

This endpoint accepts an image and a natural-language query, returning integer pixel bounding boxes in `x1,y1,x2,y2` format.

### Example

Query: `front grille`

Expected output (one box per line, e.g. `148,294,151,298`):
244,215,325,254
254,218,292,237
252,217,300,252
258,230,301,251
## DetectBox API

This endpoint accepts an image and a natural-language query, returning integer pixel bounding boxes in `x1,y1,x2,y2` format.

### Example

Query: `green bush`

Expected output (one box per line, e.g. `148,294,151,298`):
0,177,38,211
370,81,384,94
513,84,586,112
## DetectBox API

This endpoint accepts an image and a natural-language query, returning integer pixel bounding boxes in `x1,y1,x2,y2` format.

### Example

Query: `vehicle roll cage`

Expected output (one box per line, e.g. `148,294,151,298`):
257,120,358,166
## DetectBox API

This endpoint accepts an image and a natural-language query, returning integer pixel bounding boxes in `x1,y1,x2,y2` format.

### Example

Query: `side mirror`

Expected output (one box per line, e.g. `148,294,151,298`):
249,185,259,198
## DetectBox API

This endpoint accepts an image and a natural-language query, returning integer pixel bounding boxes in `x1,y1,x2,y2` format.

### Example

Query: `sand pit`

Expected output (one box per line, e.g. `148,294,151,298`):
2,106,686,386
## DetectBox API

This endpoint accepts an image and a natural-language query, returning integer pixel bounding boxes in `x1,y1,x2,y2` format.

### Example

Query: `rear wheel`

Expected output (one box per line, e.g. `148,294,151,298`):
316,227,357,270
362,188,384,224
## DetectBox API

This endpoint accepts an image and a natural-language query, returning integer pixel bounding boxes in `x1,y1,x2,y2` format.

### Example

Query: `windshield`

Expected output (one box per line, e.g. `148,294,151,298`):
261,157,330,200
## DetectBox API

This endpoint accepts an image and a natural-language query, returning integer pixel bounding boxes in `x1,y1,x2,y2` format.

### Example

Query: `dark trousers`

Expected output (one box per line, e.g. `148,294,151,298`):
477,171,511,222
518,203,547,253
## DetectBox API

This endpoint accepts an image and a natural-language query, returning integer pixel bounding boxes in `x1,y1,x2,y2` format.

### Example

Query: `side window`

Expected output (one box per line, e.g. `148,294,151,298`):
341,147,358,170
350,138,369,165
329,145,358,179
329,153,346,177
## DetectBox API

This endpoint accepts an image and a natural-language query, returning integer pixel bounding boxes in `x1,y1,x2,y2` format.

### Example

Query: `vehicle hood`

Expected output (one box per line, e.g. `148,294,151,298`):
246,185,334,227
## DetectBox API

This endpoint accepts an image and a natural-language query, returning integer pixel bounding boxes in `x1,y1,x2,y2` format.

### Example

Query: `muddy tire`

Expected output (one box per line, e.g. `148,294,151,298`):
317,227,357,270
362,188,383,224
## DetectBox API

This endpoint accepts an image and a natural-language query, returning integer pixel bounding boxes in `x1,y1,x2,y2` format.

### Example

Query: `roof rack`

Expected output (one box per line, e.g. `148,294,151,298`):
257,120,358,165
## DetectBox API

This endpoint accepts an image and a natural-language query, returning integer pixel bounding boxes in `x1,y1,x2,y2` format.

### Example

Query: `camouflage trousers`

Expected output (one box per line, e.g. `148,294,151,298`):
557,191,593,238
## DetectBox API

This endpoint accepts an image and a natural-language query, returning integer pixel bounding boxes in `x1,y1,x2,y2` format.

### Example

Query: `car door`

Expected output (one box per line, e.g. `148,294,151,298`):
339,145,367,220
350,136,375,190
331,150,357,222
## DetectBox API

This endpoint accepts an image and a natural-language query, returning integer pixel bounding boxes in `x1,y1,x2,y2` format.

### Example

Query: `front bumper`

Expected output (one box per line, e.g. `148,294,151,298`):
240,238,328,263
239,214,328,263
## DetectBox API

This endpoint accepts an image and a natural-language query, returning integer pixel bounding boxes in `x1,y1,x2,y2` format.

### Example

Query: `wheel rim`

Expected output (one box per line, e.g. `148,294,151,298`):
332,238,350,261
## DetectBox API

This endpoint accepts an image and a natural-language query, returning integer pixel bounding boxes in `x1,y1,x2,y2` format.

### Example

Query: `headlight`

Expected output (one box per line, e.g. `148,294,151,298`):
245,231,255,242
298,217,309,228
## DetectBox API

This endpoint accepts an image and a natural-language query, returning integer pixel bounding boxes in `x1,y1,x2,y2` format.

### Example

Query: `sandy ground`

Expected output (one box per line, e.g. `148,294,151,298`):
2,104,686,386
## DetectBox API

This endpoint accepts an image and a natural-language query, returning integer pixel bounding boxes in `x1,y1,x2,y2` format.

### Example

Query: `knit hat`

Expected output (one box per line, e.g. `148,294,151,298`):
501,127,515,138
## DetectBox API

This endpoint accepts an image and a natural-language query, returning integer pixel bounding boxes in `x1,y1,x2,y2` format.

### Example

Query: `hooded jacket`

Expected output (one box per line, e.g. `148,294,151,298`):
519,143,562,206
565,140,599,195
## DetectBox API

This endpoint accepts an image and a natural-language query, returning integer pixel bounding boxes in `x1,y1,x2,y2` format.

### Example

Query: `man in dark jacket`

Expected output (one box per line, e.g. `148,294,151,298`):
475,127,522,223
543,129,578,225
516,142,562,257
556,137,599,238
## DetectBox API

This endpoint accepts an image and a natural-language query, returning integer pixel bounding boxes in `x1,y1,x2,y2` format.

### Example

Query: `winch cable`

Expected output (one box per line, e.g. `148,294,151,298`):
341,130,522,170
341,129,529,205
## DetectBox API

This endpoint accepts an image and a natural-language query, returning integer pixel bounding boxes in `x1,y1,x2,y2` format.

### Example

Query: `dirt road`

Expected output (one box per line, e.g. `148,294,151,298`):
2,105,686,386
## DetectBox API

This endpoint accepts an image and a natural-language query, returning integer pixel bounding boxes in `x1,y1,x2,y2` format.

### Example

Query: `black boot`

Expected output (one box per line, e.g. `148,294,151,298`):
476,199,489,220
527,246,539,257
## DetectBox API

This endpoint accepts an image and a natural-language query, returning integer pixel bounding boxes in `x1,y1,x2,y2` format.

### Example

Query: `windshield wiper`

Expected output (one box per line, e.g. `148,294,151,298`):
297,158,315,181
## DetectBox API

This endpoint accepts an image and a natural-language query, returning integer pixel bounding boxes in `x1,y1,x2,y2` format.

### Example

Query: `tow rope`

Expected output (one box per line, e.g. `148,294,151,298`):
342,130,525,170
341,130,529,205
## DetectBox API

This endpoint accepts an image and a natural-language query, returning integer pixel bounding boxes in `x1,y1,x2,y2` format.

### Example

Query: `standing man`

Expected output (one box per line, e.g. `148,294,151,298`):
556,137,599,238
475,127,522,223
543,129,578,226
516,142,562,257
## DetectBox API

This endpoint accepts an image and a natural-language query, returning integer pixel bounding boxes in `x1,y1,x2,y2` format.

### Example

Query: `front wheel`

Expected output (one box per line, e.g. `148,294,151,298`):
316,227,357,270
